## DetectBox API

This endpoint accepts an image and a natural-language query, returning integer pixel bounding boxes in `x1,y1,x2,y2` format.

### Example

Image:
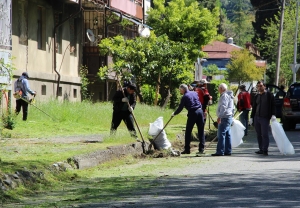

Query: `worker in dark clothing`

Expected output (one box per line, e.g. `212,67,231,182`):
250,81,276,156
172,84,205,155
111,83,137,139
13,72,36,121
195,79,211,122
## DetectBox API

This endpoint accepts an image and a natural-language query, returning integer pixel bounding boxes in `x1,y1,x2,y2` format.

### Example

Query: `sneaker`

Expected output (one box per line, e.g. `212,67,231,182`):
255,150,263,154
135,138,141,142
263,151,268,156
181,150,190,154
224,153,232,156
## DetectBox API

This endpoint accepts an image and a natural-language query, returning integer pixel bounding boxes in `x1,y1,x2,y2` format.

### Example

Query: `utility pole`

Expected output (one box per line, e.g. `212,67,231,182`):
275,0,285,86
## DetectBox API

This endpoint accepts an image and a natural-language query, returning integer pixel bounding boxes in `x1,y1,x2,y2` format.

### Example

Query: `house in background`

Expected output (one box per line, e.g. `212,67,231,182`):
0,0,149,110
202,38,266,80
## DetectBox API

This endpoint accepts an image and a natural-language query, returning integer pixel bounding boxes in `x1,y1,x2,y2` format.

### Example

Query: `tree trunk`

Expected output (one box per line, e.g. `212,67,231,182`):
154,72,161,106
161,88,172,109
136,84,144,103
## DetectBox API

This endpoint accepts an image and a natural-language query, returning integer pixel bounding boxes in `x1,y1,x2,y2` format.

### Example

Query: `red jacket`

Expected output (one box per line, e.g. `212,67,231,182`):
237,91,251,111
195,87,210,111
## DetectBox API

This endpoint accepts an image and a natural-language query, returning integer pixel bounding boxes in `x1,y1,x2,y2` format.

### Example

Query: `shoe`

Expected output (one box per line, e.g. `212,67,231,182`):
224,153,231,156
211,153,223,156
181,150,190,154
263,151,268,156
255,150,263,154
196,150,205,156
135,138,141,142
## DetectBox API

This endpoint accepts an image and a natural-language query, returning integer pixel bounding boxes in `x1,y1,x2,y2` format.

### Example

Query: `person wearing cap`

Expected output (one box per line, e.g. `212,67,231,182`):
172,84,205,155
13,72,36,121
237,84,251,136
195,79,211,122
111,82,137,138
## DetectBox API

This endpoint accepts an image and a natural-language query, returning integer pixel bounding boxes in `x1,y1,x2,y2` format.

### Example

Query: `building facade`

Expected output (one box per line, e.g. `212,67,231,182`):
0,0,148,109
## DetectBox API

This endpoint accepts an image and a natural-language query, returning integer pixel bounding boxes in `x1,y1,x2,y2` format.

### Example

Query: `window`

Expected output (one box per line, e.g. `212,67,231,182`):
73,89,77,98
18,1,28,45
54,12,63,53
58,87,62,96
69,18,78,56
41,85,46,95
37,6,46,50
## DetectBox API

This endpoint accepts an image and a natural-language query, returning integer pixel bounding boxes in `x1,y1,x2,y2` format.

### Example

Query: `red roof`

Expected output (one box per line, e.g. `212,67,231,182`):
202,41,242,59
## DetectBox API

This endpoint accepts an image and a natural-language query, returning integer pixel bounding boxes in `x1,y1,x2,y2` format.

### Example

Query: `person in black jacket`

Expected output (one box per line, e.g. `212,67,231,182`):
250,81,276,156
111,83,137,138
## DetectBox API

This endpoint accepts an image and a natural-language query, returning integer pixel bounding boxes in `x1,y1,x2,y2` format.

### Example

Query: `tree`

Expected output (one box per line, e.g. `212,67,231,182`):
147,0,219,59
250,0,280,59
226,49,265,84
255,1,299,85
98,34,194,107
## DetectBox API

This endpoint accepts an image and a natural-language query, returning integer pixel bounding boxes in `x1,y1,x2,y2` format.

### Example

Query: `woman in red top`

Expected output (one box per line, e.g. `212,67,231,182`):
237,85,251,136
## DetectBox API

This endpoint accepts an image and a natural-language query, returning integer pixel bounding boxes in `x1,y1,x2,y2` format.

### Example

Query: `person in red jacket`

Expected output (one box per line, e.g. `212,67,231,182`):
237,85,251,136
195,79,211,122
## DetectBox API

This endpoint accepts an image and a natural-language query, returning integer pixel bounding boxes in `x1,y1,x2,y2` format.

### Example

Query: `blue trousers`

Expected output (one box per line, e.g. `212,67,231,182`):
216,117,232,155
184,108,205,152
239,109,250,135
254,116,270,152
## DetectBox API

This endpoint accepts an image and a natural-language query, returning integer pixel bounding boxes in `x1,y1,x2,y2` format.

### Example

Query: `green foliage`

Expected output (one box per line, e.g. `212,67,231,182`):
207,79,230,103
98,34,194,106
2,111,17,130
79,65,93,101
140,84,160,105
147,0,219,59
204,64,221,76
226,49,264,83
256,1,298,85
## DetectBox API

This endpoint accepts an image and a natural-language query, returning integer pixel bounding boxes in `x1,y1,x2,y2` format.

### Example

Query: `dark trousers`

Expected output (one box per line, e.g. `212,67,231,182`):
16,99,29,121
239,109,250,135
185,108,205,152
254,116,270,152
111,111,137,137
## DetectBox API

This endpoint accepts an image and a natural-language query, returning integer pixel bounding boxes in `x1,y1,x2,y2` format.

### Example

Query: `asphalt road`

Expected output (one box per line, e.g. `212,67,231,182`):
83,125,300,208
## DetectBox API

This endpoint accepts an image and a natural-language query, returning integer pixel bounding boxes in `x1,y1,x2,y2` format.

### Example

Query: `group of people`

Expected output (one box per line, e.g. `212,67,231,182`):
14,72,277,157
109,79,277,157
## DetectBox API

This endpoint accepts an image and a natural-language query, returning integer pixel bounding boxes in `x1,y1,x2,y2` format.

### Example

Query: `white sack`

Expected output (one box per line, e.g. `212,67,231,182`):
148,117,172,150
230,119,245,148
270,120,295,155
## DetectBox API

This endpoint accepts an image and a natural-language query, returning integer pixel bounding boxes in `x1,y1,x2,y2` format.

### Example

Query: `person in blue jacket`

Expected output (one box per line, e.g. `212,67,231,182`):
172,84,205,155
14,72,36,121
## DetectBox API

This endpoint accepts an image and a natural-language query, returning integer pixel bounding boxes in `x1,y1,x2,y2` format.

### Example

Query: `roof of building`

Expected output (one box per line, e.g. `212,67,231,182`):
202,41,242,59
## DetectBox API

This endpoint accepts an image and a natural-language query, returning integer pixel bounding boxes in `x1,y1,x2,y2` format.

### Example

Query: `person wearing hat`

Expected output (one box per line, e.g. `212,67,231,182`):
195,79,211,121
111,82,138,139
13,72,36,121
237,84,251,136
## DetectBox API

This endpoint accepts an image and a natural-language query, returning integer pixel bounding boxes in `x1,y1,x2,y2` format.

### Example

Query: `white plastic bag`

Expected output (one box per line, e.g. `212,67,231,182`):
230,119,245,148
148,117,172,150
270,120,295,155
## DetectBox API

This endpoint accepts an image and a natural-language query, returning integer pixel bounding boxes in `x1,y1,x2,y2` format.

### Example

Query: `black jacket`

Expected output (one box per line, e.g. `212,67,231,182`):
112,88,136,113
250,91,276,120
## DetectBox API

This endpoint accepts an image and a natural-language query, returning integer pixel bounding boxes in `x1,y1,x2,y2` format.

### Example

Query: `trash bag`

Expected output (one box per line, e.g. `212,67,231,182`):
270,120,295,155
148,117,172,150
231,119,245,148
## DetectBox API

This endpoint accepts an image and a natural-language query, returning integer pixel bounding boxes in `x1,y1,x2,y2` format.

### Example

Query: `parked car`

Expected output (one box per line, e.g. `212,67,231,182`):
281,83,300,130
266,84,286,119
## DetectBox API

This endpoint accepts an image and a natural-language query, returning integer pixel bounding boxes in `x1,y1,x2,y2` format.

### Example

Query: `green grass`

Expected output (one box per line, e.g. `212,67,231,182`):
0,100,219,205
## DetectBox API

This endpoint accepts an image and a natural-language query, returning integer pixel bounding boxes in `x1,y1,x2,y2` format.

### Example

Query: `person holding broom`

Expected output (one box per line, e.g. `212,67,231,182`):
172,84,205,155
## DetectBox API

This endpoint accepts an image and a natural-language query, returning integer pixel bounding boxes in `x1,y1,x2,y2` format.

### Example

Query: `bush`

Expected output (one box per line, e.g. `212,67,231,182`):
207,79,230,103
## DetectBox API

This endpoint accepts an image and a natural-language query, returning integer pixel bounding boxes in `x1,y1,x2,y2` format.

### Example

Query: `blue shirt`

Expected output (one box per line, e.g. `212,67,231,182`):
14,75,35,98
174,90,202,115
